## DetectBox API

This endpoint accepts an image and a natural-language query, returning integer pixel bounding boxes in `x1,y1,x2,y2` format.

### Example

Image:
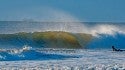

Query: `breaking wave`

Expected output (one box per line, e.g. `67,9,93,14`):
0,46,80,61
0,21,125,49
87,32,125,49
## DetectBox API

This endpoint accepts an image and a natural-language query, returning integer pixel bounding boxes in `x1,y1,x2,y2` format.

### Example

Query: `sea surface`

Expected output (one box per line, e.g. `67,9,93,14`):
0,21,125,69
0,48,125,70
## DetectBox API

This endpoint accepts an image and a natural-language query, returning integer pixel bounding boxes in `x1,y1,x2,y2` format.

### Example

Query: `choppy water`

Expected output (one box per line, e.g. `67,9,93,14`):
0,48,125,69
0,47,80,61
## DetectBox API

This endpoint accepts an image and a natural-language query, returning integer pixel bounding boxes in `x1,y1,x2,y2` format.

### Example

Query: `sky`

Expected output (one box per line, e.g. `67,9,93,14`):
0,0,125,22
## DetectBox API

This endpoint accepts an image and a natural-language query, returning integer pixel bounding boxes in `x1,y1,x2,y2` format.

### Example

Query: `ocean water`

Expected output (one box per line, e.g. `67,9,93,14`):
0,21,125,69
0,48,125,69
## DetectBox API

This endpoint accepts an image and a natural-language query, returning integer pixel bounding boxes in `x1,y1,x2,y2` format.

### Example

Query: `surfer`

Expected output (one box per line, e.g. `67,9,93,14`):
112,46,117,51
112,46,125,51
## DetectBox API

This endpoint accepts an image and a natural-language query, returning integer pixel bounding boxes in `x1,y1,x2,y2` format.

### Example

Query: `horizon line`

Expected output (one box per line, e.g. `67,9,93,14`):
0,20,125,23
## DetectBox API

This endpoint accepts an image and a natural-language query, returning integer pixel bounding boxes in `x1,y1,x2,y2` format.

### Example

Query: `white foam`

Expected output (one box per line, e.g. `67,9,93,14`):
1,49,125,69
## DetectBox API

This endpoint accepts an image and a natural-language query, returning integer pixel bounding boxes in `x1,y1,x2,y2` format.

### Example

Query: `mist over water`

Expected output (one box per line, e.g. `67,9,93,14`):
1,6,125,37
0,21,125,37
0,7,86,34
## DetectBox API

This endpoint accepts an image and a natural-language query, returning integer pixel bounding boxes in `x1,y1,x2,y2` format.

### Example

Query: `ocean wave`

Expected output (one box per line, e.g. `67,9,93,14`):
0,46,80,61
87,32,125,49
0,22,125,49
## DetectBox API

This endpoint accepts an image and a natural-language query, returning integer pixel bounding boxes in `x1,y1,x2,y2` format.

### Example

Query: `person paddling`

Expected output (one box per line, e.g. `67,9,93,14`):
112,46,125,51
112,46,117,51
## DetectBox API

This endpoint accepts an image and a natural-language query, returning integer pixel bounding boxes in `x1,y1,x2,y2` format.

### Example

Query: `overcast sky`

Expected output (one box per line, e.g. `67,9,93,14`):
0,0,125,22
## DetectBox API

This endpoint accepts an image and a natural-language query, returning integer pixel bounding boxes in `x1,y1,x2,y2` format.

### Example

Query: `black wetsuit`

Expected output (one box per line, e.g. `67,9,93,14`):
112,46,125,51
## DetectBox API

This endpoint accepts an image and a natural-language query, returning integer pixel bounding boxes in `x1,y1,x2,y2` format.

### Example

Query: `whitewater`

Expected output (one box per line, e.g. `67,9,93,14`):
0,47,125,70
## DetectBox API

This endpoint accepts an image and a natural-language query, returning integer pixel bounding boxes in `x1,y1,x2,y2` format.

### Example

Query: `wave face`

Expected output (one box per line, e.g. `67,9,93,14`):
0,31,92,49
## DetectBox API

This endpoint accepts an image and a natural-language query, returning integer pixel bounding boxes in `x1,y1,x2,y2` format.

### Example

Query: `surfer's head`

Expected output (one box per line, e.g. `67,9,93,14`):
112,46,116,51
112,46,114,48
